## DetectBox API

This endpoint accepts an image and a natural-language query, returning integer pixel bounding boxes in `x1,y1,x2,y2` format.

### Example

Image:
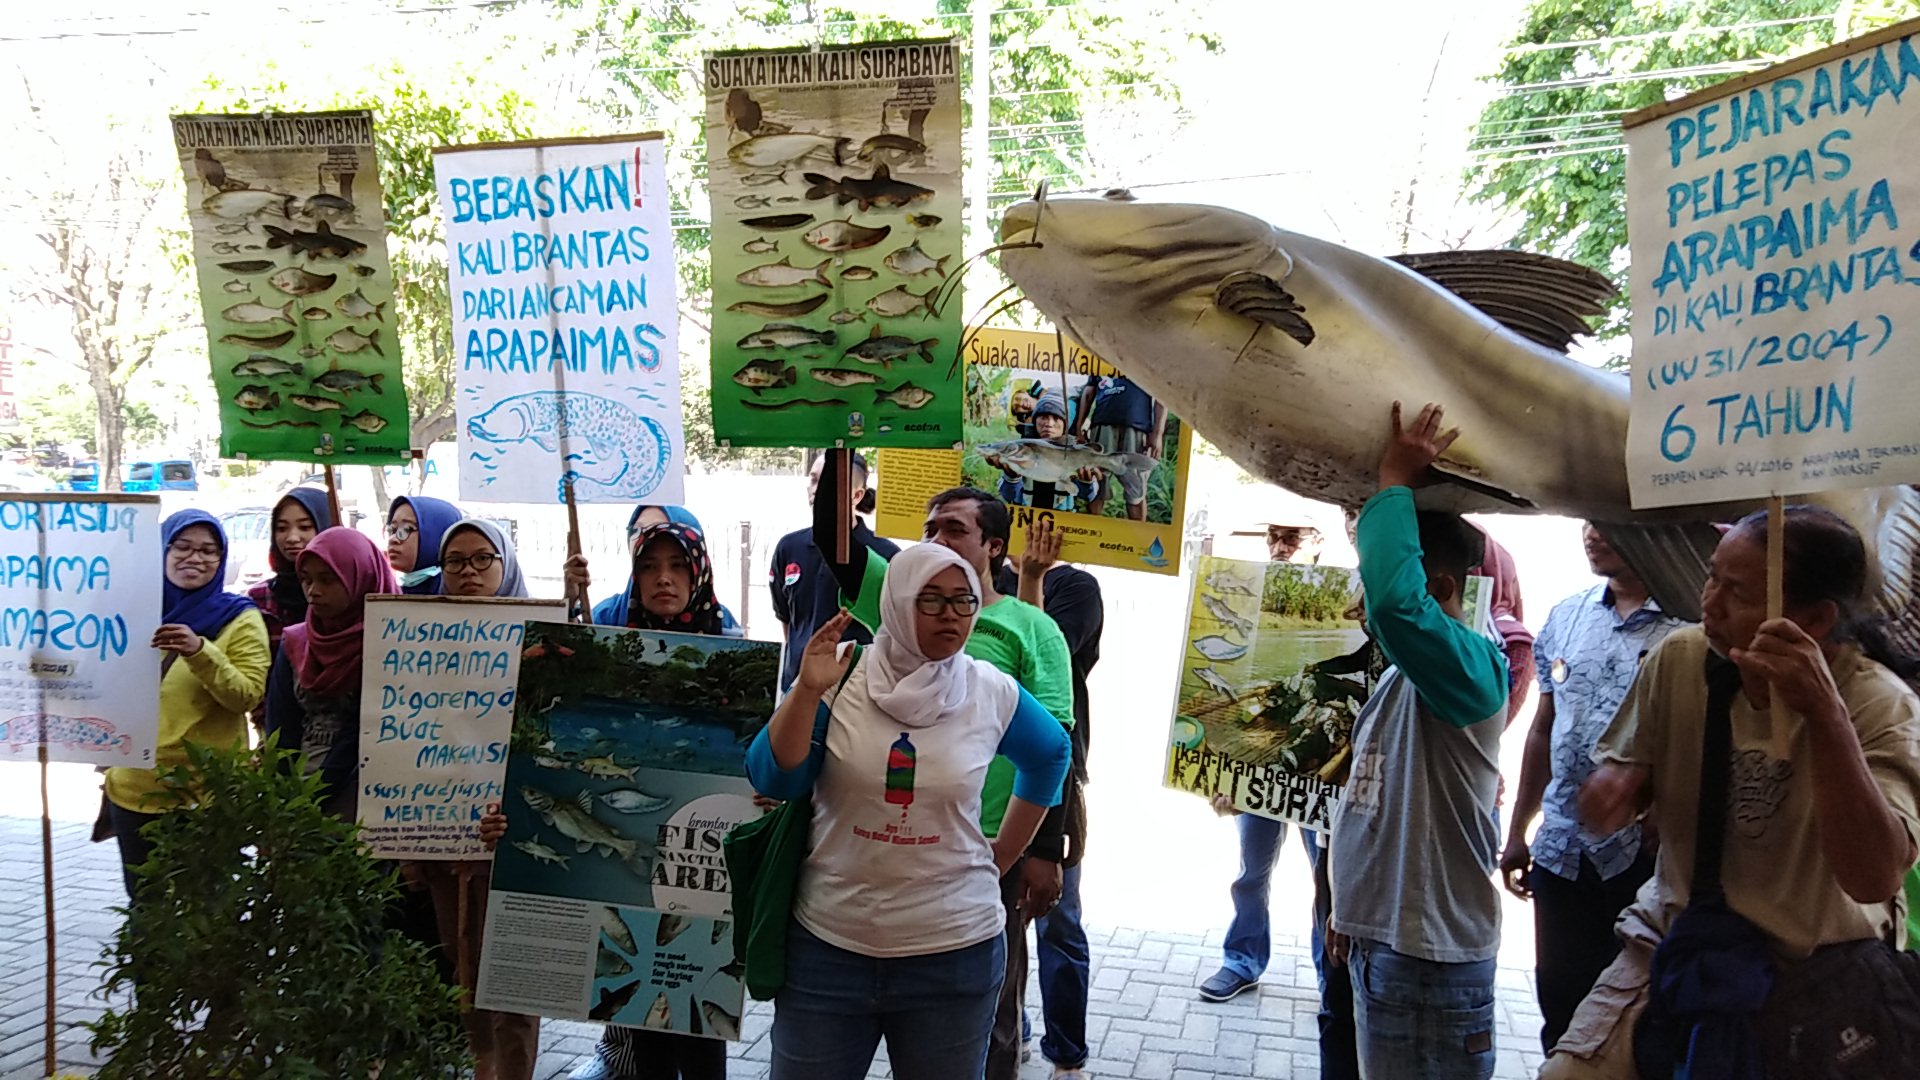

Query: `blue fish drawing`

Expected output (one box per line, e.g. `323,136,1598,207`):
1191,635,1249,661
468,391,673,501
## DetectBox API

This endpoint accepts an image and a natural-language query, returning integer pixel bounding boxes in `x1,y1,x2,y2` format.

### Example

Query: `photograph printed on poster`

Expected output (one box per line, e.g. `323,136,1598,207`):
589,905,742,1041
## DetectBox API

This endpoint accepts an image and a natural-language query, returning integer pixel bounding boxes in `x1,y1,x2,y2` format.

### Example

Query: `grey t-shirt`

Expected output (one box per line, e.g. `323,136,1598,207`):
1330,666,1504,963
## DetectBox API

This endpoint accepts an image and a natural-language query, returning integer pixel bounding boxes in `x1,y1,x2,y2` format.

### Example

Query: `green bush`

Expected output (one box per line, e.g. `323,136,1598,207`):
88,738,468,1079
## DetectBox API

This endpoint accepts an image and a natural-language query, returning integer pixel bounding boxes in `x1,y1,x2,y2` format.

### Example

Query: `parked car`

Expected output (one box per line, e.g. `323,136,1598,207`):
218,506,275,590
62,459,200,493
0,463,51,492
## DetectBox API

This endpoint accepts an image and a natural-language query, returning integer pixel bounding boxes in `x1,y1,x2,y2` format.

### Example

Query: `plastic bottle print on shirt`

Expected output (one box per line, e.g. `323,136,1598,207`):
850,732,942,848
886,732,916,818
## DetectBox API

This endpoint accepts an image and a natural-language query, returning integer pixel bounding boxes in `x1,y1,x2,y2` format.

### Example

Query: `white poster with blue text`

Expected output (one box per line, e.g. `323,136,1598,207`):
358,595,566,859
1624,23,1920,508
0,494,163,766
437,134,686,506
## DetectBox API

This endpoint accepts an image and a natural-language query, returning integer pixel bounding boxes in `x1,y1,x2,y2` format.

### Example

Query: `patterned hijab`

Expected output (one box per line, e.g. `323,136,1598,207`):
625,522,723,636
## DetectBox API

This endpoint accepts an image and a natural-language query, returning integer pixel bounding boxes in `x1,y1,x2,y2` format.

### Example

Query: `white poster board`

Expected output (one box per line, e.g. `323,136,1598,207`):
0,494,162,765
1624,20,1920,509
437,134,685,506
357,595,566,859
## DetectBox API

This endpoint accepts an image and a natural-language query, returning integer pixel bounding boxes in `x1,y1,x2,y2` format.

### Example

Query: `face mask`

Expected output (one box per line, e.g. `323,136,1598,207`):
398,566,441,589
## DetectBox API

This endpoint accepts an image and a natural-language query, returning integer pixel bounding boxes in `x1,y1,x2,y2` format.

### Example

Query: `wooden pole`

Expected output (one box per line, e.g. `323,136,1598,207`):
563,480,586,624
39,743,56,1079
1767,494,1787,726
322,465,343,527
739,521,753,639
829,448,851,566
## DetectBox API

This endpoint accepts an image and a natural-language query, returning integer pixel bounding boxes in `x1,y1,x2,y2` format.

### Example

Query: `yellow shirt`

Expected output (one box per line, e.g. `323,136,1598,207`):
106,610,270,813
1597,626,1920,958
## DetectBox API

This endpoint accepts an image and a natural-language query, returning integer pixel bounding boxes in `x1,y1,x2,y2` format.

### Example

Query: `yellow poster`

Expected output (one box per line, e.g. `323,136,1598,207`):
875,326,1191,574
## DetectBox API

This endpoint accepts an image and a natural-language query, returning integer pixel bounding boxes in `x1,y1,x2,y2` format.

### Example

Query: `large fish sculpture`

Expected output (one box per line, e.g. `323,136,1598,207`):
996,195,1920,635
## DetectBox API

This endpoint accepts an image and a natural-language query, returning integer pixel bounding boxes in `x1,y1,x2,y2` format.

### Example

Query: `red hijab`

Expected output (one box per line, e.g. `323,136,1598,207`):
282,527,395,697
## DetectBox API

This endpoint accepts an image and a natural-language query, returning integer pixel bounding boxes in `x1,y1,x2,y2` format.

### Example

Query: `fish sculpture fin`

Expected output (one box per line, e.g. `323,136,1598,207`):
1586,521,1721,623
1387,250,1616,354
1212,271,1314,347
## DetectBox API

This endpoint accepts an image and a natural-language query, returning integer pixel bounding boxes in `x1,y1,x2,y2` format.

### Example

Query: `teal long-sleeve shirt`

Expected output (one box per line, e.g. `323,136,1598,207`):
1356,487,1508,728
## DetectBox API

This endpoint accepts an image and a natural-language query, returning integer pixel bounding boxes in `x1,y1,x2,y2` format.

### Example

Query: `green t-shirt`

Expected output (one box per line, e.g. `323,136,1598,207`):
1906,866,1920,949
848,548,1073,836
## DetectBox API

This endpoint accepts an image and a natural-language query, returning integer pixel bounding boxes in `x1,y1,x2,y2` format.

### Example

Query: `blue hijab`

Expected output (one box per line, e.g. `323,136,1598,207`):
437,518,528,598
162,510,257,640
592,505,738,631
390,496,465,594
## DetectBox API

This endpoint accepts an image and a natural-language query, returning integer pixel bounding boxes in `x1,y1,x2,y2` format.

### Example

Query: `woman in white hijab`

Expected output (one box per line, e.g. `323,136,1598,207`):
747,542,1072,1080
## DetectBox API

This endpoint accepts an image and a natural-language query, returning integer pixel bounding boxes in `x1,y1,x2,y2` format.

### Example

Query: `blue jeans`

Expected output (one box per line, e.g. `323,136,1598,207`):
1035,863,1090,1067
772,922,1006,1080
1223,815,1322,982
1347,939,1496,1080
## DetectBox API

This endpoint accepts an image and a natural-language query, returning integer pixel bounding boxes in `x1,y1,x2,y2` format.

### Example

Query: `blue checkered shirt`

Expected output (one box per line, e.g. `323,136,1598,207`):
1530,584,1687,881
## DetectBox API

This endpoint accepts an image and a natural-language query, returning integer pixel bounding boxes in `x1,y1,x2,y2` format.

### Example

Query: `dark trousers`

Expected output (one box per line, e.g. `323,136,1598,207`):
1530,851,1655,1053
1309,835,1359,1080
108,802,164,903
986,862,1033,1080
1034,863,1090,1068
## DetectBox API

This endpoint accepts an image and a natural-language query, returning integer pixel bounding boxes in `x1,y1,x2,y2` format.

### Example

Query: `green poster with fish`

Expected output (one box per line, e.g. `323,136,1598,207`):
1164,556,1369,830
172,110,410,462
704,40,964,447
475,622,778,1041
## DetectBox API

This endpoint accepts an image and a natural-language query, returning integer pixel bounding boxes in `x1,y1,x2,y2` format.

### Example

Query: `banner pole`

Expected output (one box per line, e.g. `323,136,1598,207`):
564,480,587,624
322,465,344,527
39,742,56,1079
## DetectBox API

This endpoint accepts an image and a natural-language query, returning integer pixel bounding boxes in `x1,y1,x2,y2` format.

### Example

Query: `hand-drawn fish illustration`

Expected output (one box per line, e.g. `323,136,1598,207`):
193,148,228,193
268,266,337,297
201,189,294,220
468,392,674,501
733,358,798,392
519,784,650,863
1194,666,1237,698
801,164,934,211
809,367,881,388
656,914,691,947
883,241,951,279
802,218,891,253
600,906,637,953
730,132,848,170
351,264,377,278
231,355,304,379
743,238,780,255
827,308,865,325
512,834,571,868
736,257,832,289
907,213,942,229
865,284,938,319
297,345,326,359
978,438,1156,486
342,410,389,434
1205,569,1257,597
840,265,878,281
738,324,835,350
217,329,296,350
740,397,847,411
239,418,319,430
300,306,331,321
842,325,938,368
264,220,366,260
739,213,814,231
221,299,295,326
218,260,275,275
300,193,355,222
288,395,343,413
221,278,252,294
233,385,280,412
214,220,253,236
858,133,927,160
588,979,642,1022
595,943,632,980
734,194,771,210
741,170,788,187
310,368,384,395
699,1001,741,1041
601,788,671,815
335,288,386,322
1201,594,1254,638
642,992,673,1030
211,241,246,255
1191,635,1251,662
325,327,383,357
726,295,828,319
776,195,801,203
875,383,936,410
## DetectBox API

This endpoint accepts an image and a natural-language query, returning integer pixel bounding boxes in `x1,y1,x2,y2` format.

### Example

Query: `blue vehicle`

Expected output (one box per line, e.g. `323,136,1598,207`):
62,459,199,493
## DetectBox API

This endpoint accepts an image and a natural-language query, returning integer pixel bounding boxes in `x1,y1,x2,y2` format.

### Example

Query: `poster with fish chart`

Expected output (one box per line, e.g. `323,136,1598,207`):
874,326,1192,574
474,621,778,1039
172,111,410,462
1622,20,1920,510
355,596,565,859
1163,557,1368,829
0,495,163,766
435,134,686,505
704,40,965,448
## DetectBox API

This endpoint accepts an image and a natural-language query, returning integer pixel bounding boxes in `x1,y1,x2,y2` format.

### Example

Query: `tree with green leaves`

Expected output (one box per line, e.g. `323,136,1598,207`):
1464,1,1917,350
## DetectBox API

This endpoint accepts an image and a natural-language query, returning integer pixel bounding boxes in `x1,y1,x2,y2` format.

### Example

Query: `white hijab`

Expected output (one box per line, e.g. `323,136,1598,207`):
865,543,1008,728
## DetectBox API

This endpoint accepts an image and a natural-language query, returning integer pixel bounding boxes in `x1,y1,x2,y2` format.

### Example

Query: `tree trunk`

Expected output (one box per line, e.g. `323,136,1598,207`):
95,382,125,494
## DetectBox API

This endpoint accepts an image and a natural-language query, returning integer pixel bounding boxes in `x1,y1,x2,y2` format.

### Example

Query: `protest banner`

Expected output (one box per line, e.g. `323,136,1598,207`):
1163,557,1366,829
704,39,965,448
875,326,1193,573
476,622,779,1041
0,494,162,766
1623,19,1920,509
436,134,686,506
356,596,566,859
172,111,410,463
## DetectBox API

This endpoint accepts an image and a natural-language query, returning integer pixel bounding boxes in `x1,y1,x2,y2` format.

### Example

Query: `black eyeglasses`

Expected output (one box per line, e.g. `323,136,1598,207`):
167,541,222,561
914,593,979,616
444,553,500,574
